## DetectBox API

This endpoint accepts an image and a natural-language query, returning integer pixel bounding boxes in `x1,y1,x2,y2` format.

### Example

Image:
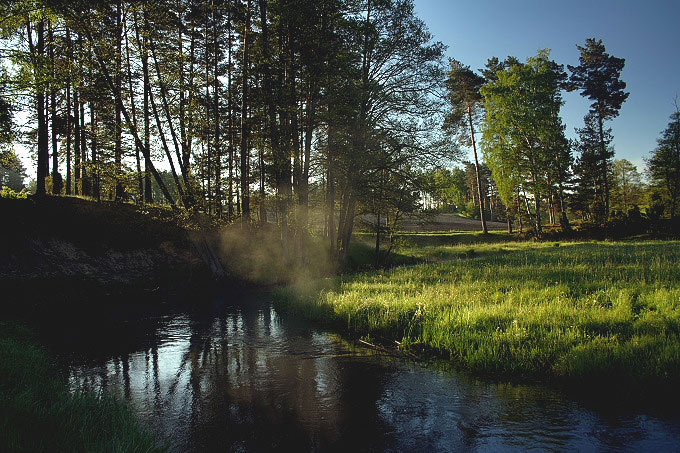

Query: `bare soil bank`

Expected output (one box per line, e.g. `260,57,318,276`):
0,197,213,316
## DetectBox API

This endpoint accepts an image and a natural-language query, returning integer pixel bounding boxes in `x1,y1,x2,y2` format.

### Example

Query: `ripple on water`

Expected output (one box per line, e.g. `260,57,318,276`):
55,292,680,452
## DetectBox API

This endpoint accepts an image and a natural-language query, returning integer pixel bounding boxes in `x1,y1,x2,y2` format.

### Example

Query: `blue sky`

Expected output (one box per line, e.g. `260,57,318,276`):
413,0,680,171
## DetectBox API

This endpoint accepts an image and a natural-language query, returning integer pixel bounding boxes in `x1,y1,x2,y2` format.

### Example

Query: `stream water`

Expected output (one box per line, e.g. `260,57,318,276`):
47,289,680,452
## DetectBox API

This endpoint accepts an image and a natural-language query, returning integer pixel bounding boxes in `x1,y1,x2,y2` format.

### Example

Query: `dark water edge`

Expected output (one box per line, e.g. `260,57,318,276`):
36,288,680,452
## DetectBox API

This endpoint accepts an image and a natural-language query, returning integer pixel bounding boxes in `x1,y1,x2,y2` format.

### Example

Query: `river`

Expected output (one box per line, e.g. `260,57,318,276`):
45,289,680,451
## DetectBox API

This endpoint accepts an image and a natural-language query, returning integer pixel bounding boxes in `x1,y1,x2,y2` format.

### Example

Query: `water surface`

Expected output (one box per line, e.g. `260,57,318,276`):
49,290,680,451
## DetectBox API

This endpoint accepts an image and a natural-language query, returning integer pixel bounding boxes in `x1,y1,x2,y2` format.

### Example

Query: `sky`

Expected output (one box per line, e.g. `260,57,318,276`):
413,0,680,172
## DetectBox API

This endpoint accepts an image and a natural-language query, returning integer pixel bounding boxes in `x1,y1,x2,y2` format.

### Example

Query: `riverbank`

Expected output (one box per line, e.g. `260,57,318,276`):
0,321,162,451
0,196,222,317
0,197,219,451
274,238,680,392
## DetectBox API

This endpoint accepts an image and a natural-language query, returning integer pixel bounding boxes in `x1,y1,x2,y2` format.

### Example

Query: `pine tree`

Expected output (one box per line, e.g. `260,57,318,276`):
568,38,629,221
647,107,680,218
444,59,488,234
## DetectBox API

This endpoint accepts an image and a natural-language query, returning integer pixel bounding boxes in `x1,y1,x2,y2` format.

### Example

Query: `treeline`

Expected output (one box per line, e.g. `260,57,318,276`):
1,0,449,261
2,0,678,261
427,42,679,235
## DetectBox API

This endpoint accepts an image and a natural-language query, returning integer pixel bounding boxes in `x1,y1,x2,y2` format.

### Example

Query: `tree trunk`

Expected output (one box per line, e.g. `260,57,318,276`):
178,7,189,181
204,9,212,215
91,103,100,201
213,0,222,218
517,192,523,234
81,13,176,207
340,193,357,263
227,9,234,219
185,13,195,177
49,22,61,195
65,26,72,195
148,28,192,203
597,107,610,222
534,190,542,235
73,73,81,195
258,0,278,228
29,19,48,196
124,23,143,202
327,125,336,257
375,209,381,268
114,0,123,201
140,12,153,203
301,90,316,230
80,95,89,197
240,0,251,223
468,105,487,234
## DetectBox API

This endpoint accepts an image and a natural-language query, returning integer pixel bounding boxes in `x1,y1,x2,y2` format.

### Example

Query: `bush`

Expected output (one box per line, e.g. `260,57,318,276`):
0,186,27,199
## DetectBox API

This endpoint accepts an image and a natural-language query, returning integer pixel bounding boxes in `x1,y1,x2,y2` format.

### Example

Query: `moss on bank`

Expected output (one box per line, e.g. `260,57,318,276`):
0,322,162,452
274,240,680,388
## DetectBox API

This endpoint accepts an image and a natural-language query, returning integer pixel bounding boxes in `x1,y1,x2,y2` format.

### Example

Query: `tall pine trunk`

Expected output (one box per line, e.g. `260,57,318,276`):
124,22,143,202
29,19,48,196
49,22,61,194
227,9,234,219
240,0,251,223
213,0,222,218
114,0,123,200
468,105,487,234
65,26,72,195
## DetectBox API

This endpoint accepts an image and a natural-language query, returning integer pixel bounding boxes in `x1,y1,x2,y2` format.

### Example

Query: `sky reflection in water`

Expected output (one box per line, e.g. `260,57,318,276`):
58,291,680,452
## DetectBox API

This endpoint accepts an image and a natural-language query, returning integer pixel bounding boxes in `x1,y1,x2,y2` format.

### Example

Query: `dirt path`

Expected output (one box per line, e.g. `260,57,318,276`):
399,213,507,232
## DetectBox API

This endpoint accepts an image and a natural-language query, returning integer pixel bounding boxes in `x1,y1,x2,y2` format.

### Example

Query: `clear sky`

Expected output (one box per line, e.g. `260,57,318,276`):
413,0,680,171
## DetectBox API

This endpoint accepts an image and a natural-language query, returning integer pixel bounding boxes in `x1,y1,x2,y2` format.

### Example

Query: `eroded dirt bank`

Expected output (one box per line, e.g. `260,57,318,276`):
0,197,217,316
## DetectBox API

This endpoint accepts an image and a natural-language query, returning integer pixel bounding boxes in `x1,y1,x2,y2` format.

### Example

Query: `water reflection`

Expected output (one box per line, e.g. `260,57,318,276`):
55,290,680,452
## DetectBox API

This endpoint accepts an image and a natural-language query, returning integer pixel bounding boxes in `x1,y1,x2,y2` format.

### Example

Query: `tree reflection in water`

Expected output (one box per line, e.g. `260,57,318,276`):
49,290,680,452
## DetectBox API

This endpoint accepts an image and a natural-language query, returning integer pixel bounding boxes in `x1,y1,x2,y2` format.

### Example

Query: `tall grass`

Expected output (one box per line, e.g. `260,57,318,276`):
0,322,161,452
275,240,680,385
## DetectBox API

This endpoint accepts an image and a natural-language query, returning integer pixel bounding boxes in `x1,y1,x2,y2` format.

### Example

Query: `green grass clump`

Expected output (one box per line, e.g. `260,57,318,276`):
275,240,680,386
0,322,161,452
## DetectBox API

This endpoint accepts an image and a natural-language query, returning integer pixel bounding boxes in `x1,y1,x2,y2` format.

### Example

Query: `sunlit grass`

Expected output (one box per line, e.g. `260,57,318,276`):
275,239,680,384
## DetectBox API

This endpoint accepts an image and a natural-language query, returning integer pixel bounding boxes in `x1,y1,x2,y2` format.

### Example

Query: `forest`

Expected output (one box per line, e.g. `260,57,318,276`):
1,0,677,253
1,0,680,451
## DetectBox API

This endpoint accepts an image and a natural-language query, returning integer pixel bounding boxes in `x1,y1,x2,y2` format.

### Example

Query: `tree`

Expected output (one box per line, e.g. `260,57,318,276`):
331,0,446,262
0,149,27,190
481,50,572,235
610,159,643,215
444,58,487,233
0,67,14,148
568,38,629,220
2,3,51,196
571,112,613,222
647,107,680,218
421,167,467,211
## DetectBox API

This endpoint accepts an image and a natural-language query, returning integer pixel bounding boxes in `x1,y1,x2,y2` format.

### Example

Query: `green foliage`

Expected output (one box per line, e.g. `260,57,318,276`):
646,108,680,218
610,159,644,215
275,240,680,386
0,67,13,146
0,185,28,198
0,148,26,191
571,112,614,222
481,50,572,233
0,322,161,452
568,38,629,222
567,38,629,122
421,167,468,211
443,58,485,146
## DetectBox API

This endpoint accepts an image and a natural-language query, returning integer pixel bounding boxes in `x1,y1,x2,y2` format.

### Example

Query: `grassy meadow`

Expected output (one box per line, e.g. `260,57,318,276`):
0,322,161,452
275,236,680,386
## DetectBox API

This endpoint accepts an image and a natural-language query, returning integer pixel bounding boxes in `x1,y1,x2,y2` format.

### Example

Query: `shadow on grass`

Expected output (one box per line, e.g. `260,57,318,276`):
0,322,163,452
